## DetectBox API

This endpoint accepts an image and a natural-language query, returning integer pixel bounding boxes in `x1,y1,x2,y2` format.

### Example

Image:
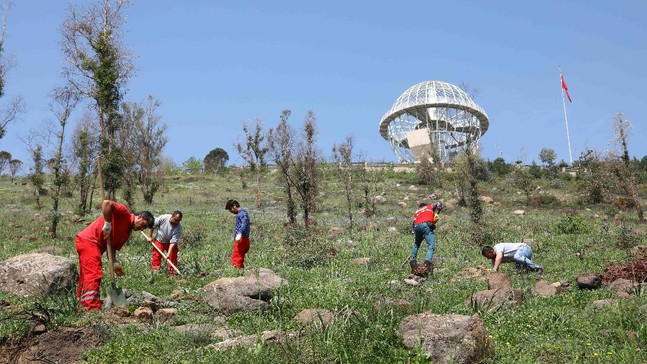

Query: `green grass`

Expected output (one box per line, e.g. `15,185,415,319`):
0,169,646,363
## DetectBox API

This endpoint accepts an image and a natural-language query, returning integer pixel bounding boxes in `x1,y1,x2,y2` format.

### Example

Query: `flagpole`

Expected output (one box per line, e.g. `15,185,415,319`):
560,68,574,166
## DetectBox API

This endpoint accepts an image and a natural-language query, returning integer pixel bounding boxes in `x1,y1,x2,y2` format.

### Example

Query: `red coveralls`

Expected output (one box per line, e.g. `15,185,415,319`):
231,237,250,269
151,240,179,275
75,203,134,311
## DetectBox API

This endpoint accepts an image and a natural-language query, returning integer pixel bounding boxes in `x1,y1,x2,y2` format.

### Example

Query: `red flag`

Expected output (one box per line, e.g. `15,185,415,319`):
560,72,572,103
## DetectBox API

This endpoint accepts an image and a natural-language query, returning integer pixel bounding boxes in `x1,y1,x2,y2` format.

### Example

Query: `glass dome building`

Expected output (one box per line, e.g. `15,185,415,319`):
379,81,489,163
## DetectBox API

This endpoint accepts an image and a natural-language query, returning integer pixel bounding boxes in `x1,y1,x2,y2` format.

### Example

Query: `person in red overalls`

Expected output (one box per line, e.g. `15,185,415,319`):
409,201,443,275
75,200,154,311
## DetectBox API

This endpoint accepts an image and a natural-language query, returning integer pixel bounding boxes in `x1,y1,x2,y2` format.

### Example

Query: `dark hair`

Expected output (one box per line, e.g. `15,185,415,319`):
418,202,428,208
481,246,494,256
225,199,240,210
136,211,155,229
172,210,183,218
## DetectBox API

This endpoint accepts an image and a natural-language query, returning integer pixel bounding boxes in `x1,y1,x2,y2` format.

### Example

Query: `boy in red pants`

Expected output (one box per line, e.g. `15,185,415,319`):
226,199,250,269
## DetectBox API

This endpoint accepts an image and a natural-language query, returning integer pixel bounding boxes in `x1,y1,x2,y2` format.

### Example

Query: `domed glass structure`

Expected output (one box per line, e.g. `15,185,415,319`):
379,81,489,163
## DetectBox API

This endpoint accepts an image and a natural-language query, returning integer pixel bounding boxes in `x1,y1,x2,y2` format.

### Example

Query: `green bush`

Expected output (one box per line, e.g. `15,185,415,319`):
554,214,590,234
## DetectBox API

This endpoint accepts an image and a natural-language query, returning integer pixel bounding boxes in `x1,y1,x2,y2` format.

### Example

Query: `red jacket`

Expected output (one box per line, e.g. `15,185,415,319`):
414,204,438,226
76,202,135,252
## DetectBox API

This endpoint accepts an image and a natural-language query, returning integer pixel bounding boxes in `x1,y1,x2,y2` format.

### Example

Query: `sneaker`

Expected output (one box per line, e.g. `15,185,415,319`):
409,260,418,274
424,260,433,276
534,268,544,274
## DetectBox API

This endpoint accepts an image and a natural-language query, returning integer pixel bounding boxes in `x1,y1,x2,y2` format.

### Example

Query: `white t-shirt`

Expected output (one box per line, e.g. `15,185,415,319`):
492,242,527,263
153,214,183,245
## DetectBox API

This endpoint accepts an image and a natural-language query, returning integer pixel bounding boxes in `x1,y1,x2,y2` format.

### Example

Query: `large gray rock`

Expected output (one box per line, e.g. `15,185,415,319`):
0,253,77,298
467,272,523,309
577,274,602,290
532,280,558,297
203,268,288,315
398,312,494,364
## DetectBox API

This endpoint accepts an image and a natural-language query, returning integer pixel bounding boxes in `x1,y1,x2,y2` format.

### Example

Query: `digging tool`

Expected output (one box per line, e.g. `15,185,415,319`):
140,230,181,275
97,156,127,307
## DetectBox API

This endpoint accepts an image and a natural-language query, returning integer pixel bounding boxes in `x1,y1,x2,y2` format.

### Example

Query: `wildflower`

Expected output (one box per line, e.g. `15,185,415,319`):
594,353,598,356
607,352,612,355
587,343,591,346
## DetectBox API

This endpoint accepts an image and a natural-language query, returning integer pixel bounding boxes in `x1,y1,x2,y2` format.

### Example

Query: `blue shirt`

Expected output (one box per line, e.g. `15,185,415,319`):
234,208,250,238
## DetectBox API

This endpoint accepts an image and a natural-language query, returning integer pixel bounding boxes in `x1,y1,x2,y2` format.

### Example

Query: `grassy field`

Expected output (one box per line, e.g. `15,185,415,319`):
0,166,646,363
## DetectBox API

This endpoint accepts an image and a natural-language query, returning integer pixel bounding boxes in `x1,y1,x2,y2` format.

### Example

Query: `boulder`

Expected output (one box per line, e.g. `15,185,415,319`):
532,280,558,297
576,274,602,290
467,287,523,310
0,253,77,298
487,273,511,290
134,306,153,321
513,210,525,216
398,312,494,364
592,299,615,309
203,268,288,315
607,278,635,295
479,196,494,204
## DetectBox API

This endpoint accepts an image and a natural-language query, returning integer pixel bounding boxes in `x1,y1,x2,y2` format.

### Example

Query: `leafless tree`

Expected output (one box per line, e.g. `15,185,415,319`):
48,86,80,237
236,117,269,208
610,111,644,222
268,110,297,224
0,2,24,141
332,135,357,230
8,158,20,182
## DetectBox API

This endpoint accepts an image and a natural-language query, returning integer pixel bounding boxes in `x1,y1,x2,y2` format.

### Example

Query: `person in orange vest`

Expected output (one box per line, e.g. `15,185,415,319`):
75,200,154,311
410,201,442,275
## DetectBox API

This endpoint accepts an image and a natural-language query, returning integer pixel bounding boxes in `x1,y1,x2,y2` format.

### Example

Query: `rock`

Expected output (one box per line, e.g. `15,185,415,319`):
513,210,525,216
387,226,397,233
134,306,153,321
293,309,334,326
170,289,184,300
576,274,602,290
350,257,371,265
398,312,494,364
404,278,420,286
592,299,615,309
374,195,387,203
209,330,297,351
203,268,288,315
479,196,494,204
638,304,647,316
408,185,418,191
398,202,407,208
532,280,558,297
467,287,523,310
156,308,177,323
608,278,635,295
487,272,511,290
0,253,77,298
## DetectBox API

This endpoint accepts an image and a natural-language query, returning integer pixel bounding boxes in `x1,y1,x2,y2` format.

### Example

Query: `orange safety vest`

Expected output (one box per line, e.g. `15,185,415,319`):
414,205,438,226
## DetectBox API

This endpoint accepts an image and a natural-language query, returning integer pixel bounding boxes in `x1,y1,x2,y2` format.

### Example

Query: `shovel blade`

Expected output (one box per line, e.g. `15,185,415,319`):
109,282,127,307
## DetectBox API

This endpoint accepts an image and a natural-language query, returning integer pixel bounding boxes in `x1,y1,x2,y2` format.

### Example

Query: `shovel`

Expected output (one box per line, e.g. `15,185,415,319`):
140,231,181,275
97,155,127,307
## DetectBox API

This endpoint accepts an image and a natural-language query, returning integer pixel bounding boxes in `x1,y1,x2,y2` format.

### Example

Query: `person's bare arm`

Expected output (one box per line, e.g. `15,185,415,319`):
492,252,503,272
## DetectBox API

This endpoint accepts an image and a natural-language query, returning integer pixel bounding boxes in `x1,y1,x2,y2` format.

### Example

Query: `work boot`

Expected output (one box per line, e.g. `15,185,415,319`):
409,260,418,274
424,260,433,276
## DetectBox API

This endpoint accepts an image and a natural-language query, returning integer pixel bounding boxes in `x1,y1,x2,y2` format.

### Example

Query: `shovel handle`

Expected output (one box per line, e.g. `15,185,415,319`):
141,231,181,275
97,155,117,284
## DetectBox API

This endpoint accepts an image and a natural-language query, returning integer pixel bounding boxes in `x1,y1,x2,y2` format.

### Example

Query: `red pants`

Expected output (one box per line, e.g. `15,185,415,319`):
231,237,250,269
75,237,103,311
151,240,179,275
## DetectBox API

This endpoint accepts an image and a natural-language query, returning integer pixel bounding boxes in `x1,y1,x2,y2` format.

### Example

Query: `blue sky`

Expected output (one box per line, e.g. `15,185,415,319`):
2,0,646,169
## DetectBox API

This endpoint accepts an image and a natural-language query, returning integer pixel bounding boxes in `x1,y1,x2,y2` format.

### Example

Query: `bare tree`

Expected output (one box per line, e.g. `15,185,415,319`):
292,110,321,228
29,145,45,209
61,0,134,199
610,111,644,222
0,2,24,141
48,86,79,237
332,135,357,230
0,149,9,174
236,118,269,208
71,111,100,215
268,110,297,224
8,158,20,182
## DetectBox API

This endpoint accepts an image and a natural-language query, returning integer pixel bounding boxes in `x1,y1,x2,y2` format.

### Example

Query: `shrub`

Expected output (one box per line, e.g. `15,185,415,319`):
554,214,590,234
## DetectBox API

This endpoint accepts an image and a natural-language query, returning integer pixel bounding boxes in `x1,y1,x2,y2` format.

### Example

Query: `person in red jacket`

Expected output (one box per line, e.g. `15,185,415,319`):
75,200,154,311
409,201,442,275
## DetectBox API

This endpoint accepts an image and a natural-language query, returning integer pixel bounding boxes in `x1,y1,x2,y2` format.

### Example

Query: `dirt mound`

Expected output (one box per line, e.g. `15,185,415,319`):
0,327,103,364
